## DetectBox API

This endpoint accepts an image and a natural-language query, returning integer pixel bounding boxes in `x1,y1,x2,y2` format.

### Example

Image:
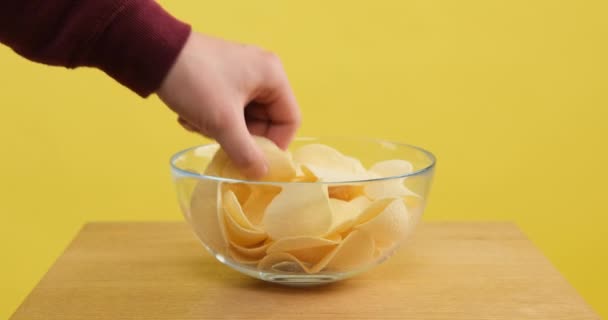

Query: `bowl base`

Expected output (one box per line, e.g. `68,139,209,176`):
220,255,344,286
259,273,340,287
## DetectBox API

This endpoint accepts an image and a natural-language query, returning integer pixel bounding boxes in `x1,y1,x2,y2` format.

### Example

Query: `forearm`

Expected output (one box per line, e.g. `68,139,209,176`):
0,0,191,96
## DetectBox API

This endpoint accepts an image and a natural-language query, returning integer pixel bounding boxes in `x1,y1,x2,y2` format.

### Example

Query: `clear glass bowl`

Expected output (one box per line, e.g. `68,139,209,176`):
170,137,435,286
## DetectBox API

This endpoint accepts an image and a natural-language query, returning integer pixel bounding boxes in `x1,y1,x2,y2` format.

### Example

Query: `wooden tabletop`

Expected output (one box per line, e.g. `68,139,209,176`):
10,222,598,320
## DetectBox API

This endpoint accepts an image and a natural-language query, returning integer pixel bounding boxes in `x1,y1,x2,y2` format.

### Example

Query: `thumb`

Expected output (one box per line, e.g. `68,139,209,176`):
214,118,268,180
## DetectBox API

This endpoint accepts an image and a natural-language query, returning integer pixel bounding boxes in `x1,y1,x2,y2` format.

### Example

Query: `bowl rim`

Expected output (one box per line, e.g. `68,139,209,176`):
170,136,436,185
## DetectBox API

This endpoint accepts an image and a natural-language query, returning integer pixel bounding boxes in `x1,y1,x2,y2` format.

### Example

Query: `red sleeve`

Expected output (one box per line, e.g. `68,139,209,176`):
0,0,191,97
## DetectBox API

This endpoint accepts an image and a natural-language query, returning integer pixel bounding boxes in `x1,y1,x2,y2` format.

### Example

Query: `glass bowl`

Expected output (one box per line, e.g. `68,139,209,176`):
170,137,435,286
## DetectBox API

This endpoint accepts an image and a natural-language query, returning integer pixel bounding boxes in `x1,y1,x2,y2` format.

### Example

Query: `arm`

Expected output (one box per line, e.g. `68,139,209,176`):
0,0,190,97
0,0,300,179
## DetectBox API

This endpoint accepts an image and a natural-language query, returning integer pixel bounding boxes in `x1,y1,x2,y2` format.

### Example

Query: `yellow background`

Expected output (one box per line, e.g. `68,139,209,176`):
1,0,606,317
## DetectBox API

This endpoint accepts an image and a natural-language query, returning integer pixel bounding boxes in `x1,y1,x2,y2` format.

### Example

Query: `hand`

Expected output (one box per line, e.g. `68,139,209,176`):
158,32,301,179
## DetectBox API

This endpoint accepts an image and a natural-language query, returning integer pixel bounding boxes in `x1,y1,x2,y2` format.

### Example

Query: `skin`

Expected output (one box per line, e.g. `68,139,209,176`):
158,32,301,179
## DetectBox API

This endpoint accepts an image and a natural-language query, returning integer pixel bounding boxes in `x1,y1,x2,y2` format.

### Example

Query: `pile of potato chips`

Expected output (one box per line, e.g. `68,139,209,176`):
189,137,421,274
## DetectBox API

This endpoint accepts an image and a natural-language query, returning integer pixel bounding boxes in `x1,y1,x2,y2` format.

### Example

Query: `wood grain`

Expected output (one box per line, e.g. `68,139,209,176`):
10,222,599,319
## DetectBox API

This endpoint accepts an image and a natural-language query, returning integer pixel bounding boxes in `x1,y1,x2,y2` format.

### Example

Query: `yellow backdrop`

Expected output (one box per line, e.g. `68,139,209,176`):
1,0,606,317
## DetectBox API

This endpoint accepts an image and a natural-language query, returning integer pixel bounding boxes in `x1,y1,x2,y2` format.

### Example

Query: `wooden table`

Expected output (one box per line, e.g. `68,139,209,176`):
10,222,598,319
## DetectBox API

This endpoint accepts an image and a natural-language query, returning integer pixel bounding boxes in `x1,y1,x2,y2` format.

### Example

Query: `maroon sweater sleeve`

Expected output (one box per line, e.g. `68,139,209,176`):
0,0,191,97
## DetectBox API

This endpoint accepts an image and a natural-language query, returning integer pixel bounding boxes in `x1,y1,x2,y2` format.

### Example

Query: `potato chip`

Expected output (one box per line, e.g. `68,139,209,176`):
230,240,272,260
350,195,372,211
325,198,359,235
267,236,340,264
313,230,375,272
241,185,282,226
175,145,221,175
267,236,340,253
353,197,394,225
270,261,309,273
404,195,423,211
262,183,333,240
258,252,313,274
194,144,221,158
289,246,337,265
356,198,409,249
299,164,316,178
373,247,385,259
194,141,421,275
328,184,365,201
223,204,267,247
228,246,264,264
336,197,373,238
292,144,365,171
223,190,259,231
291,165,318,182
293,144,369,182
364,160,418,199
324,233,342,242
300,164,370,182
222,183,251,205
190,179,228,254
222,136,297,181
204,146,230,177
291,175,318,182
370,159,414,177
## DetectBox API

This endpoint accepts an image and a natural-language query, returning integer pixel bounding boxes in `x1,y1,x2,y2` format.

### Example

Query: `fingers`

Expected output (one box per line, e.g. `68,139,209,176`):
245,112,297,153
177,117,198,132
252,54,301,150
178,115,268,180
213,114,268,180
161,36,299,180
266,83,300,150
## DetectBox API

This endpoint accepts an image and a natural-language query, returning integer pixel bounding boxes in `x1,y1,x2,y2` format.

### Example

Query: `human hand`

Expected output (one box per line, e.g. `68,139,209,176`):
158,32,301,179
